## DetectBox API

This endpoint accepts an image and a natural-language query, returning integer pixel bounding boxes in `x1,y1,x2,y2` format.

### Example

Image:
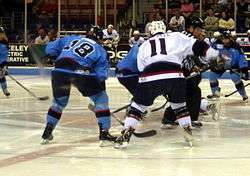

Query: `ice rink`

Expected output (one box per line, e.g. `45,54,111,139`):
0,75,250,176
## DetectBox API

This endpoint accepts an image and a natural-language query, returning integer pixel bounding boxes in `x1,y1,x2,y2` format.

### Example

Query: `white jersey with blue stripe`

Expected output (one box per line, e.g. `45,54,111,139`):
137,32,197,72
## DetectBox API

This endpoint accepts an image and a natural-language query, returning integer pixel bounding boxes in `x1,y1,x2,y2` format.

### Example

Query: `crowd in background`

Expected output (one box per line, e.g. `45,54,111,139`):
0,0,249,45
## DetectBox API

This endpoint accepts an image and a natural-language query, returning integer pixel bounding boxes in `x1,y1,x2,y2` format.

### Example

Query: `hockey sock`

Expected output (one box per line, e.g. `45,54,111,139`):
123,102,147,129
171,103,191,128
124,117,139,129
90,91,111,130
0,77,7,91
46,96,69,128
47,107,61,128
95,109,111,130
200,98,209,111
177,116,191,128
210,81,219,95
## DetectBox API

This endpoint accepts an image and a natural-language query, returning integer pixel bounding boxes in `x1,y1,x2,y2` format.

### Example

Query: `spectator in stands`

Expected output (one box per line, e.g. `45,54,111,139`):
246,17,250,29
145,13,154,37
236,29,250,45
236,0,249,33
204,8,219,38
218,0,228,8
168,0,181,9
102,24,120,50
48,29,57,41
34,28,49,45
128,21,137,38
218,11,235,31
169,9,185,32
181,0,194,18
128,30,144,47
237,0,248,12
217,0,233,12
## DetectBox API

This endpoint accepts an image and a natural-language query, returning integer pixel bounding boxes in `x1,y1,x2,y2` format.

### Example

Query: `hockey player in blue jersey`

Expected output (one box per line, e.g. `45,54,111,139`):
116,43,140,95
41,26,117,146
208,31,249,101
0,27,10,97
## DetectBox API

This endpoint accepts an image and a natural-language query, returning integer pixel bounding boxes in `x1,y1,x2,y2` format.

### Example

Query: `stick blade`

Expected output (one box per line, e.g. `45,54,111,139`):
38,96,49,101
133,130,157,138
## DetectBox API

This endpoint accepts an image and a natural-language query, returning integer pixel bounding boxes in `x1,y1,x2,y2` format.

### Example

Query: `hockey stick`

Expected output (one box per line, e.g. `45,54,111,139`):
111,113,157,138
185,66,210,79
87,103,157,138
112,104,130,114
6,71,49,101
225,82,250,97
112,100,168,114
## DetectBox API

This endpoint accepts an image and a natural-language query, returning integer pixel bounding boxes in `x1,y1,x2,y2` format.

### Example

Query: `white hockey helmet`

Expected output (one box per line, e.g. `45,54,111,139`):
133,30,140,35
213,31,221,38
247,29,250,34
149,21,166,35
231,31,236,37
107,24,113,29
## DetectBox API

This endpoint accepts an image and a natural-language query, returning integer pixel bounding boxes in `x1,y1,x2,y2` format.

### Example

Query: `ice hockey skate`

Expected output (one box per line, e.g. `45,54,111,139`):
207,87,221,99
191,121,203,129
99,130,117,147
207,99,221,120
183,126,193,147
41,123,54,145
114,127,134,149
3,89,10,96
160,121,178,129
243,96,248,102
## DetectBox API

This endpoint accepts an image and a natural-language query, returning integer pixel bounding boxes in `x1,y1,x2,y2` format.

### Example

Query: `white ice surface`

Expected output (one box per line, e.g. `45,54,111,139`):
0,76,249,176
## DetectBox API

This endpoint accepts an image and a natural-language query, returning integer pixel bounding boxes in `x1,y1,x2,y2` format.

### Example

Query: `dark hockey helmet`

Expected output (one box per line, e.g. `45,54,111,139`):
86,25,103,41
186,16,204,29
220,30,233,39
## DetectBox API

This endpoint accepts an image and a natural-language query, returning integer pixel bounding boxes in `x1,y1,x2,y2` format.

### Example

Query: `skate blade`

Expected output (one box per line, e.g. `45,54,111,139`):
184,138,193,147
212,103,221,121
114,142,129,149
184,132,193,147
99,140,114,147
188,141,193,147
160,124,176,129
40,139,50,145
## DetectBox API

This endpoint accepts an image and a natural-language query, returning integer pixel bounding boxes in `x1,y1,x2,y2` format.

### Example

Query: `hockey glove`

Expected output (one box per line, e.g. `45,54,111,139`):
182,55,196,72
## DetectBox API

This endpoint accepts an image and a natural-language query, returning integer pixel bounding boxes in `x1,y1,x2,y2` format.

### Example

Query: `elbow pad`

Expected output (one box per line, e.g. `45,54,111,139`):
192,40,209,57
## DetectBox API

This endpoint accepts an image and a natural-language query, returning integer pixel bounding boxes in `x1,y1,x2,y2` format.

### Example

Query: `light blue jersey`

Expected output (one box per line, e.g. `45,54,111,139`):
0,42,8,64
116,44,139,76
219,47,248,70
46,35,109,81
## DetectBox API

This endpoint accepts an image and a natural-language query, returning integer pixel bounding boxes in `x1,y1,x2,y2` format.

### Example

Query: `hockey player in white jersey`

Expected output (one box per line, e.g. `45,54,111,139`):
114,21,222,148
102,24,120,50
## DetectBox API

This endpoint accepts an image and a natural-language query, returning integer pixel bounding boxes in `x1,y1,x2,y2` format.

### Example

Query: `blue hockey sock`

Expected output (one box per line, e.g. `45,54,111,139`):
96,116,111,130
90,91,111,130
210,81,219,95
0,77,7,90
46,115,59,128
